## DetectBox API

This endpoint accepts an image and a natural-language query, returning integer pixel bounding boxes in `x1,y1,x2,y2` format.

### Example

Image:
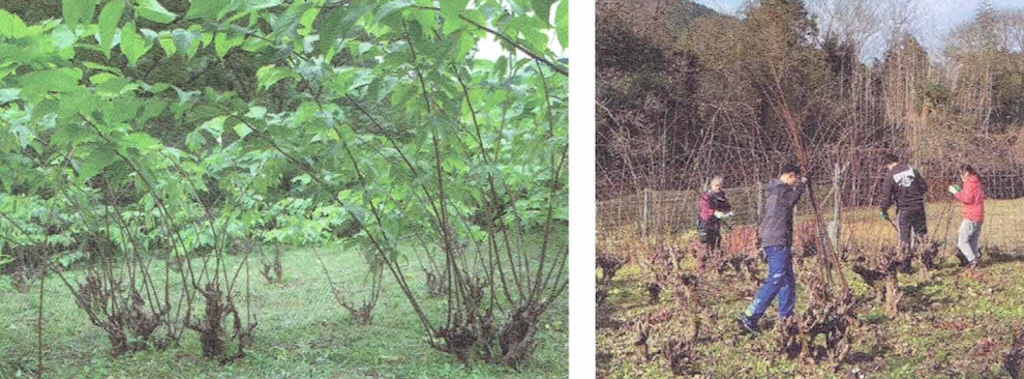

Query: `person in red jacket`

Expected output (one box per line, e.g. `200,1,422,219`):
698,176,733,252
948,164,984,268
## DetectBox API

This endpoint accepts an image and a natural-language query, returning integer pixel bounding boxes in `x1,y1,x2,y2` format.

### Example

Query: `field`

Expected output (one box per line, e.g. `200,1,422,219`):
0,245,568,379
597,199,1024,378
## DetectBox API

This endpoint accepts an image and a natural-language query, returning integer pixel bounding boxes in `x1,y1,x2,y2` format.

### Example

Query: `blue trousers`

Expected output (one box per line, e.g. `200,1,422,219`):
744,245,795,322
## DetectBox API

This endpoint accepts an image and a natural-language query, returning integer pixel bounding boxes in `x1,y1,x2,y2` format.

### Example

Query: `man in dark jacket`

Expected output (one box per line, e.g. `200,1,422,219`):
879,153,928,272
737,163,805,334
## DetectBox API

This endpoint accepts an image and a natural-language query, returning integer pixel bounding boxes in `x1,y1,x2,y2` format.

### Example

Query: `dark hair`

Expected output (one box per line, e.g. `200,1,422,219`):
779,163,801,176
881,153,899,165
961,164,978,176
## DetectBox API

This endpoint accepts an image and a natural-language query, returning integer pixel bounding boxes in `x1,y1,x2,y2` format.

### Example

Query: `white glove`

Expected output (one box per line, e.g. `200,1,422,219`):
724,211,735,218
800,176,808,183
948,185,959,195
713,211,725,219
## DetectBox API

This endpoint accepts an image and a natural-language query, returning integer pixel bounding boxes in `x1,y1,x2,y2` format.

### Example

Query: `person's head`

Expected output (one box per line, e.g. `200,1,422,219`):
881,153,900,170
960,164,977,181
709,176,724,192
778,163,801,185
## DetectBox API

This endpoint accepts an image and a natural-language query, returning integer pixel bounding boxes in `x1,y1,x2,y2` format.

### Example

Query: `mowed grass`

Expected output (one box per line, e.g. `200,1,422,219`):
0,238,568,379
597,198,1024,378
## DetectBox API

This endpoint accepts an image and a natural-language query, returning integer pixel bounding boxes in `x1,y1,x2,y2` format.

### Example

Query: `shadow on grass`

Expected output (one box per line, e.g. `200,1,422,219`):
901,280,955,312
977,246,1024,268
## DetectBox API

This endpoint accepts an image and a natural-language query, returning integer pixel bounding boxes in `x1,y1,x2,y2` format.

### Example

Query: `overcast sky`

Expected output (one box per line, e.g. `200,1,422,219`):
692,0,1024,60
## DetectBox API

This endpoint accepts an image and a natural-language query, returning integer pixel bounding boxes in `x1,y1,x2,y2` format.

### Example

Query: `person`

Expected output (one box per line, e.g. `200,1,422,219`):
879,153,928,273
949,164,984,269
737,163,805,334
698,176,734,252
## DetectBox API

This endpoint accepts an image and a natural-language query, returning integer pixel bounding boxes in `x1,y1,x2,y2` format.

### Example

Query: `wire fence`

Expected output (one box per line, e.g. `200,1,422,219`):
597,170,1024,246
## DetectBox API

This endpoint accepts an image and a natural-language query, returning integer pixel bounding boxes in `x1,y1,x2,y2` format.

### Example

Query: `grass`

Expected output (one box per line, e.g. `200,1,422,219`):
0,240,568,379
597,198,1024,378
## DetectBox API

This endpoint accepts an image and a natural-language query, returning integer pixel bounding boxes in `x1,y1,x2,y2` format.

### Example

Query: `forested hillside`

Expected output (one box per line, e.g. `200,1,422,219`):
597,0,1024,200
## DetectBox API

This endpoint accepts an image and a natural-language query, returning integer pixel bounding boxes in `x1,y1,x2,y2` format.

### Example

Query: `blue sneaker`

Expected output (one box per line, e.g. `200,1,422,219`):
736,315,758,334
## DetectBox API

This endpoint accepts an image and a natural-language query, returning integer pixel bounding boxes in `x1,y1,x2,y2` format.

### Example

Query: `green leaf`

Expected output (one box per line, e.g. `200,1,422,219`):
171,29,200,58
98,0,125,58
213,31,243,57
294,101,318,125
157,31,176,56
531,0,555,24
0,89,19,105
233,123,252,139
123,132,162,151
318,0,372,54
440,0,469,23
374,0,414,24
555,0,567,49
0,10,29,39
185,130,207,151
78,146,117,183
187,0,231,20
51,25,77,50
136,0,178,24
200,116,225,136
120,22,149,67
298,7,319,36
255,65,297,91
248,0,284,10
63,0,98,30
16,68,83,101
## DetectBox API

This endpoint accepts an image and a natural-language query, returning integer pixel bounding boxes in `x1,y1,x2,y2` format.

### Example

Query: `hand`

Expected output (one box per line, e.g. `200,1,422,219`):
724,211,735,219
713,211,725,219
800,176,808,184
948,185,960,195
880,211,890,221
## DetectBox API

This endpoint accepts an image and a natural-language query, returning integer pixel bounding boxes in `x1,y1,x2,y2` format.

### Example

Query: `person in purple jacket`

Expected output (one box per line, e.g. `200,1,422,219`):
698,176,733,253
737,163,806,334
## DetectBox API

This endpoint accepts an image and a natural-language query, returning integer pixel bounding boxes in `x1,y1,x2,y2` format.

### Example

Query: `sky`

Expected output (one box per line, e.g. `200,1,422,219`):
474,1,566,61
692,0,1024,60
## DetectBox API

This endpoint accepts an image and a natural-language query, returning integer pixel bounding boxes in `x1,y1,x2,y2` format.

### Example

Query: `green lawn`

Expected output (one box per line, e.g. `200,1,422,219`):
0,244,568,379
597,199,1024,378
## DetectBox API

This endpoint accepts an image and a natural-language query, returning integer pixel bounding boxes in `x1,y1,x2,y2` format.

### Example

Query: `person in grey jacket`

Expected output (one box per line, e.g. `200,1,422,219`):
737,163,806,334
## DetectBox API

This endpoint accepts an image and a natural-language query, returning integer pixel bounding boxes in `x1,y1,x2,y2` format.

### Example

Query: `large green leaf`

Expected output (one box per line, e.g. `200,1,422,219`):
531,0,556,25
16,68,83,102
78,145,118,183
440,0,470,23
62,0,99,30
0,10,29,39
120,22,149,67
157,31,176,56
555,0,567,49
171,28,200,58
136,0,178,24
186,0,231,20
318,0,372,54
98,0,125,58
213,30,244,58
255,65,298,91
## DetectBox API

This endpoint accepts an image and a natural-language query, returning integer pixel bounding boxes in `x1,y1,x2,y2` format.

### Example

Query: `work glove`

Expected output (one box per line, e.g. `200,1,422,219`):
714,211,725,219
880,211,890,221
724,211,735,219
948,184,961,195
800,176,808,184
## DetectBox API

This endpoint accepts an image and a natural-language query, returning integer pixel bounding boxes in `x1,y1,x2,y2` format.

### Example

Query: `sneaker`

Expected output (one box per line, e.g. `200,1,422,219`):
955,249,969,267
965,259,979,270
736,315,758,334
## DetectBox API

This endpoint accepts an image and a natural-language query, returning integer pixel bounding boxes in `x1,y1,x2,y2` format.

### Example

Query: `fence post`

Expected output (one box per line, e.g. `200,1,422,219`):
642,187,649,237
756,180,763,224
830,162,842,250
